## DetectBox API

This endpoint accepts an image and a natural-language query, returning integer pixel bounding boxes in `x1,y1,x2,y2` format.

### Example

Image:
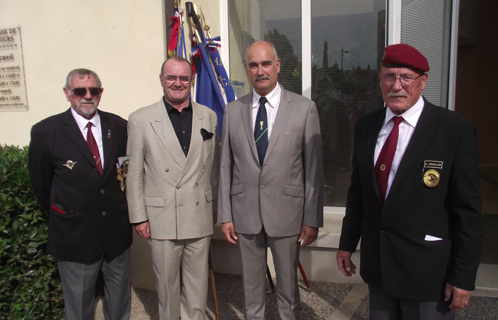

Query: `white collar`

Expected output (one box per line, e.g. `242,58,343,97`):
251,82,281,108
384,95,424,128
71,107,100,131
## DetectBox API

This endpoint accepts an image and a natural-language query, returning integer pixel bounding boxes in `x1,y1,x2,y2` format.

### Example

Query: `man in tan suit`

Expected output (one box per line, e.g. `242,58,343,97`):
126,57,219,320
218,41,324,319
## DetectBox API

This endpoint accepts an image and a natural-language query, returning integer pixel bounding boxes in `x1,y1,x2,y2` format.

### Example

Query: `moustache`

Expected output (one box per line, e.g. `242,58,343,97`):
254,75,270,82
79,100,96,106
388,92,408,98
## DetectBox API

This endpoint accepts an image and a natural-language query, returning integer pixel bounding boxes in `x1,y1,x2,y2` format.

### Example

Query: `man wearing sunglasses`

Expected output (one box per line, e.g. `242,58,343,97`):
337,44,482,319
126,57,219,320
28,69,132,320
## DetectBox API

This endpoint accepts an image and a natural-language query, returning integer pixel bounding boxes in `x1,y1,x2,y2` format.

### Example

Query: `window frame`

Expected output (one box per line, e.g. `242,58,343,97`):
219,0,460,209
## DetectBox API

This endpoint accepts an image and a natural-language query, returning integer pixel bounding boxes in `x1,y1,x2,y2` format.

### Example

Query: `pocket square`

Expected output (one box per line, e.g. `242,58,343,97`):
424,235,443,241
51,203,66,214
200,128,214,141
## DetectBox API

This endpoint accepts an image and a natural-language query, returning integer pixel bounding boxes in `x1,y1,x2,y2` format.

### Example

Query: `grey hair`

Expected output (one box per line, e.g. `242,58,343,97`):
160,57,193,77
244,41,279,64
65,68,102,89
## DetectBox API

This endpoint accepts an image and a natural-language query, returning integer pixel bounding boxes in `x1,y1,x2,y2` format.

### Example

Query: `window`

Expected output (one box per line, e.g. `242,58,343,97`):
311,0,386,206
228,0,386,207
228,0,302,97
401,0,453,108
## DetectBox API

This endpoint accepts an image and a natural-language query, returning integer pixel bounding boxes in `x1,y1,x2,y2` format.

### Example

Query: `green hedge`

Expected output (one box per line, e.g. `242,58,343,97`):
0,145,64,319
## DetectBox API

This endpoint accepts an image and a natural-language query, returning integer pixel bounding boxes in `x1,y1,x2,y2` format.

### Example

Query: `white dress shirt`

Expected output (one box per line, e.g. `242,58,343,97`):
374,95,425,199
71,107,104,168
251,83,282,140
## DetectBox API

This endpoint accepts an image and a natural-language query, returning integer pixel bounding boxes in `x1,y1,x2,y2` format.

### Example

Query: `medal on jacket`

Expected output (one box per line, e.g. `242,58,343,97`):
422,160,443,188
62,160,77,170
116,156,129,192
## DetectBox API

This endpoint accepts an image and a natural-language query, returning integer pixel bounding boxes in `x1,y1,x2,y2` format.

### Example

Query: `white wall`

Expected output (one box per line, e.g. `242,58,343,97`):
0,0,221,147
0,0,166,146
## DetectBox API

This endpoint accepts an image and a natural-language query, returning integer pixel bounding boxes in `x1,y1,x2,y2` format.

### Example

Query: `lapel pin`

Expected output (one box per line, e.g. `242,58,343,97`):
107,130,111,139
62,160,77,170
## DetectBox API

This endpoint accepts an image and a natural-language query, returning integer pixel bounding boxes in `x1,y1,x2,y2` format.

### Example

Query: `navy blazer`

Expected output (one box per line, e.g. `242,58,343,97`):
339,99,482,301
29,108,132,264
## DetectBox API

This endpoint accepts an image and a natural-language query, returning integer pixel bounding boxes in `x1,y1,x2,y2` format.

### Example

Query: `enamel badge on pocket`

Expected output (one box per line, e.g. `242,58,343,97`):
422,160,443,188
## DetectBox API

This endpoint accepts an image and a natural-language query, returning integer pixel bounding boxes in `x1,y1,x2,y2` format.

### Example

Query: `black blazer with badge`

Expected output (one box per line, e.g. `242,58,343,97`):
29,108,132,264
339,99,482,301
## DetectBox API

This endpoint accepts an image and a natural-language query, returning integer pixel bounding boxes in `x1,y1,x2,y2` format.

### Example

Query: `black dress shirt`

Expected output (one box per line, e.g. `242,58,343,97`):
163,98,193,157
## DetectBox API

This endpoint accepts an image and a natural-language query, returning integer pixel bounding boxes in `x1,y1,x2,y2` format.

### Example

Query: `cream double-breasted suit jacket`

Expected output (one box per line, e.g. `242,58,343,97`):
218,87,324,236
126,99,219,240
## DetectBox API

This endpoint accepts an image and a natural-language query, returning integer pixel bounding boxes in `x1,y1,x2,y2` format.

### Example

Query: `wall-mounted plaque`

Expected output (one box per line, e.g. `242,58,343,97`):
0,26,28,111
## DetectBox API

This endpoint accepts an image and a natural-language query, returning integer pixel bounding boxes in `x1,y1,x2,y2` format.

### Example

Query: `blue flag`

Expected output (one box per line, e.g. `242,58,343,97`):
193,37,235,137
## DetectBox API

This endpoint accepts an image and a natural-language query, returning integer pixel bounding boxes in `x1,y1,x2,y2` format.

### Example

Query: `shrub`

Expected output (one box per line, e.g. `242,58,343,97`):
0,145,64,319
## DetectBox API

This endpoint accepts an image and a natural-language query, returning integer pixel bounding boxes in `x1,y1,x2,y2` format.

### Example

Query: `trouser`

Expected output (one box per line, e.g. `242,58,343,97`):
149,236,211,320
238,229,301,320
58,249,131,320
369,285,455,320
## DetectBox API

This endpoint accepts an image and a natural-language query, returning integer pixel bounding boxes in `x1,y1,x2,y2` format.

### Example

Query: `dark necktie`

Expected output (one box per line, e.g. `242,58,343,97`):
254,96,268,166
375,116,403,203
86,122,102,175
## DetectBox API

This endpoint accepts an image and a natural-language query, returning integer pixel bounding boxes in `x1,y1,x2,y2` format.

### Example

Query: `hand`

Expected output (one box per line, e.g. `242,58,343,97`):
298,226,318,246
445,283,472,312
221,222,237,244
336,250,356,277
213,211,218,225
134,221,150,238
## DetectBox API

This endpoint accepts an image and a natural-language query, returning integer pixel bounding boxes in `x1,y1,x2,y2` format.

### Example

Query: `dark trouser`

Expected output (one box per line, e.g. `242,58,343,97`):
368,285,454,320
57,249,131,320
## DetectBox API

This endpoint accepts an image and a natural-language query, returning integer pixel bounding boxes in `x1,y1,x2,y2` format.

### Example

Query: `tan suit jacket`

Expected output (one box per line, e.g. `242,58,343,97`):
218,87,324,237
126,99,219,240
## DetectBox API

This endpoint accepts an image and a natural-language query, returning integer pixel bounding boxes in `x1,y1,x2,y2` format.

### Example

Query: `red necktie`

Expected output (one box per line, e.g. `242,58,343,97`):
86,122,102,175
375,116,403,203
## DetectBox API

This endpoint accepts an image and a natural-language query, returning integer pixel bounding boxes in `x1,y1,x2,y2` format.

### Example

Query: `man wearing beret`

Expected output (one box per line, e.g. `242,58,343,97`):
336,43,482,319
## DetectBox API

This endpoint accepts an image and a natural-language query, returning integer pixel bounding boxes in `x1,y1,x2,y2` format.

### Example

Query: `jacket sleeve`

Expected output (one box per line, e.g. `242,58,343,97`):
446,122,482,291
210,113,220,212
302,101,324,228
126,113,148,224
28,124,53,214
338,118,365,252
217,105,233,223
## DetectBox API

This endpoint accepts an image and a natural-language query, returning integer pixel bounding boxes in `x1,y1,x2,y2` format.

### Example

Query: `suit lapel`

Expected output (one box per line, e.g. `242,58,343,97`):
150,101,187,168
62,109,98,171
367,110,386,198
183,102,203,174
388,102,439,199
99,112,114,179
265,88,291,161
241,94,259,163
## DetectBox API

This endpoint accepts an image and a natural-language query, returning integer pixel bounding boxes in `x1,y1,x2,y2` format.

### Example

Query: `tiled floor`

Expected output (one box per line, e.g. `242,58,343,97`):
95,274,498,320
95,166,498,319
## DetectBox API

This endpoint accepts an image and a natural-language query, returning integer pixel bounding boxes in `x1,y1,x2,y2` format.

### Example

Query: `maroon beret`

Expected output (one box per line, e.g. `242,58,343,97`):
381,43,430,72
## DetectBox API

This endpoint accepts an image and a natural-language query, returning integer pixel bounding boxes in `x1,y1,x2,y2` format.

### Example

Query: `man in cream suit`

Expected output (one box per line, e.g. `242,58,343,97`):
126,57,219,320
218,41,324,319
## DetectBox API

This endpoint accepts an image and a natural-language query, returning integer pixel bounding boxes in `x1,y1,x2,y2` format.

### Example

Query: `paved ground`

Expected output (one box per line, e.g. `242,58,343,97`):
96,273,498,320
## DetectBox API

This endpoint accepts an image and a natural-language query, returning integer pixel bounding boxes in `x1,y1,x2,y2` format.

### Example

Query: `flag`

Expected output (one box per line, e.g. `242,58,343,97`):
168,3,186,58
187,2,235,137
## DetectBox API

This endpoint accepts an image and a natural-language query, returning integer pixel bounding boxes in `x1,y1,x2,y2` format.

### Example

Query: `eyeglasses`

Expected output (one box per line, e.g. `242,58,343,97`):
162,75,192,84
379,74,424,86
70,87,103,97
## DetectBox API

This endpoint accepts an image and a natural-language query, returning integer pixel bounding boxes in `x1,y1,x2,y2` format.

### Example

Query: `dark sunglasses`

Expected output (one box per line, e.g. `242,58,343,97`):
71,87,103,97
